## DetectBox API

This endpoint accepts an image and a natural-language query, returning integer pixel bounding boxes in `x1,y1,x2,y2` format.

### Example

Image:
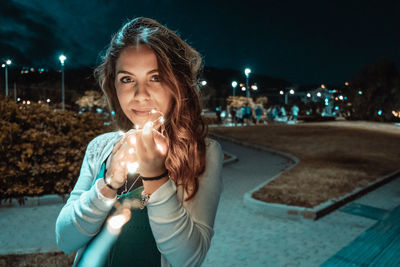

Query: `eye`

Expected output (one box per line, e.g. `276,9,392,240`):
120,76,133,83
150,75,161,82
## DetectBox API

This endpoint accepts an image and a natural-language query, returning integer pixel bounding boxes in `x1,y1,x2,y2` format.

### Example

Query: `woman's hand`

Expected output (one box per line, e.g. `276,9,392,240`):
135,121,169,177
105,134,137,189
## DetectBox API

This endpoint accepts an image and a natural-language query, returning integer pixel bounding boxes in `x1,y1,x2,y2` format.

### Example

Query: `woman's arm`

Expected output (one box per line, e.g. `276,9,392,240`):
55,137,117,254
147,140,224,266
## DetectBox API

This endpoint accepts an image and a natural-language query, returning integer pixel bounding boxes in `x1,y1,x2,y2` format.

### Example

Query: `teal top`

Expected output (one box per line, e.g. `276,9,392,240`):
93,159,161,267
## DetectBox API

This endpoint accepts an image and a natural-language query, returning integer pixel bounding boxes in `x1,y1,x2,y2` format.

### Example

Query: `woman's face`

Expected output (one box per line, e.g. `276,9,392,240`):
115,45,173,128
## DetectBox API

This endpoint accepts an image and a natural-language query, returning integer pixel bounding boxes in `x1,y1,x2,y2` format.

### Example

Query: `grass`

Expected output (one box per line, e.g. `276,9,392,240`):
211,121,400,208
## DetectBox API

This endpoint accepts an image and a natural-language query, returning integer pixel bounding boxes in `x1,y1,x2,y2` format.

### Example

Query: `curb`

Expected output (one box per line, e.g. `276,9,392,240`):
0,194,69,209
222,150,239,166
0,152,238,209
210,132,400,220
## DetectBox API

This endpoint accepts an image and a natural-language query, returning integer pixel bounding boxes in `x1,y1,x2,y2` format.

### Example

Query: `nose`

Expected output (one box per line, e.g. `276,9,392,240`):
133,81,151,101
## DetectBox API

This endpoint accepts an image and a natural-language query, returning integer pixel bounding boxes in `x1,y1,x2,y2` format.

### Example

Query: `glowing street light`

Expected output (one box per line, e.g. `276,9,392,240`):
200,80,207,86
307,93,311,97
241,86,246,91
244,67,251,98
251,84,258,90
317,92,322,97
289,89,295,95
59,54,67,110
231,81,238,96
2,59,12,97
279,90,284,95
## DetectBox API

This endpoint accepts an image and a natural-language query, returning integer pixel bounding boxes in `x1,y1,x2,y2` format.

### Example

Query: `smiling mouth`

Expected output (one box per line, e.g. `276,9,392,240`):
133,110,152,116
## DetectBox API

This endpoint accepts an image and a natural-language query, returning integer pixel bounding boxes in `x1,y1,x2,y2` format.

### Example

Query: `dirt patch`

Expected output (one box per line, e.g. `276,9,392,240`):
0,252,75,267
211,121,400,208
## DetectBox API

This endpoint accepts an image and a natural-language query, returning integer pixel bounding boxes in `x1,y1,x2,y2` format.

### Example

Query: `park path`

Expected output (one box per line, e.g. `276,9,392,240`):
203,138,400,266
1,138,400,266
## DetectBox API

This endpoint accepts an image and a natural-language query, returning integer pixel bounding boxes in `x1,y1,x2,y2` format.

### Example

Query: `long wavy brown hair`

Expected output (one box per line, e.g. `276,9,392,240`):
94,17,207,201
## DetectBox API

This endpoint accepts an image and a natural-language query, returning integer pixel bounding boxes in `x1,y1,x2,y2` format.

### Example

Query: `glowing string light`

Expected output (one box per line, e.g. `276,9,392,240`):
127,162,139,174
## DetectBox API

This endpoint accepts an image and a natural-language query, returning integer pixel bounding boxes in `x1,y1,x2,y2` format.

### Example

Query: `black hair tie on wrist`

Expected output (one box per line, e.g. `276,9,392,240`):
141,170,169,181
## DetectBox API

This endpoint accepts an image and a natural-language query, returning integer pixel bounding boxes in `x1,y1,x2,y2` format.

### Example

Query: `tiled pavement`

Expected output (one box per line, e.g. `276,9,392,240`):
1,138,399,266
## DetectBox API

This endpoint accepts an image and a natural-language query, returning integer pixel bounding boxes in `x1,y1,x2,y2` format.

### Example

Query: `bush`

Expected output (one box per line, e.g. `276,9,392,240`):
0,98,113,202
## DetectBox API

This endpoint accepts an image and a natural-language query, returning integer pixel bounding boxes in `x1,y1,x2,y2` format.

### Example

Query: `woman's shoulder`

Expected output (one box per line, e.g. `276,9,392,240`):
86,131,120,157
205,137,222,157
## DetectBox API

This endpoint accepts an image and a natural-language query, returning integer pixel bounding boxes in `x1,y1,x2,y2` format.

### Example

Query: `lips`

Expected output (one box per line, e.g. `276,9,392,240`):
132,109,153,117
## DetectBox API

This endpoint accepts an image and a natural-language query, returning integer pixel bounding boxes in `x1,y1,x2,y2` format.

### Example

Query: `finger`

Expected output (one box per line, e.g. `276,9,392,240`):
141,121,157,152
135,130,147,160
153,130,168,156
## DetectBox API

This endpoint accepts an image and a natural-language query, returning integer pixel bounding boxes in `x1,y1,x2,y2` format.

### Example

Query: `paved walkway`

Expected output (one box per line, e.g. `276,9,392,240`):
1,138,400,266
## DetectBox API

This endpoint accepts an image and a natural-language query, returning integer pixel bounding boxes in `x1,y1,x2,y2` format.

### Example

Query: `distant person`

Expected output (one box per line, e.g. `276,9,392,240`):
291,104,299,121
236,106,244,125
272,106,279,120
280,106,287,117
229,106,236,126
216,106,222,124
255,105,263,124
244,104,252,125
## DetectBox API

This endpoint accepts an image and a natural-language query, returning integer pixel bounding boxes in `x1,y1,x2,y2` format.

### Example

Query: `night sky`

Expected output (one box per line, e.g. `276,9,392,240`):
1,0,399,84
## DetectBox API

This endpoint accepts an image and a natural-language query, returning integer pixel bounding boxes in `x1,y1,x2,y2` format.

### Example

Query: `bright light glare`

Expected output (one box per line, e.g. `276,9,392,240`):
244,68,251,76
317,92,322,97
241,86,246,91
157,144,163,153
231,81,238,88
108,210,131,231
143,121,153,135
59,55,67,65
47,98,51,103
201,80,207,86
279,90,284,95
127,162,139,174
307,93,311,97
6,60,11,65
289,89,295,95
251,85,258,90
130,136,136,145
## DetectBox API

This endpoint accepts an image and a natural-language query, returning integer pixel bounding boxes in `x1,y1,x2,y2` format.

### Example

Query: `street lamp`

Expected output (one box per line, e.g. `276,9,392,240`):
59,55,67,110
231,81,237,96
244,67,251,98
2,59,12,97
201,80,207,86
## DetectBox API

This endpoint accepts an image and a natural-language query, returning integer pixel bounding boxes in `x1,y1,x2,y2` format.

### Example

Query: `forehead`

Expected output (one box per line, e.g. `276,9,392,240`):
115,45,158,71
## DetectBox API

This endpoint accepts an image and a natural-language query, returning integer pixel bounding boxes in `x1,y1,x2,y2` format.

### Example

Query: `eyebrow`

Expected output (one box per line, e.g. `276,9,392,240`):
116,69,159,76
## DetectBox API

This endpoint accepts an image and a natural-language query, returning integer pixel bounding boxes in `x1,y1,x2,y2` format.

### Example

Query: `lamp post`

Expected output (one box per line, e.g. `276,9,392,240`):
59,55,66,110
244,68,251,98
231,81,237,96
280,88,295,105
2,59,12,97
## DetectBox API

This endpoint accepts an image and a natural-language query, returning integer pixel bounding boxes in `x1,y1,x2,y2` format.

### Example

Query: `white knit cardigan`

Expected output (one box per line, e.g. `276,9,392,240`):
55,132,223,266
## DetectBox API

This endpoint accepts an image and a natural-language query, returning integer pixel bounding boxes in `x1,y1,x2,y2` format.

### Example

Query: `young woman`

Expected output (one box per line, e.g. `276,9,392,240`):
56,17,223,267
